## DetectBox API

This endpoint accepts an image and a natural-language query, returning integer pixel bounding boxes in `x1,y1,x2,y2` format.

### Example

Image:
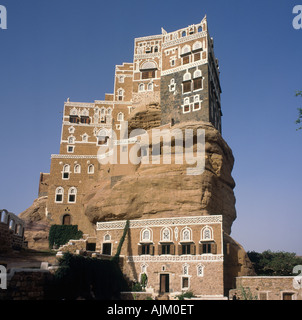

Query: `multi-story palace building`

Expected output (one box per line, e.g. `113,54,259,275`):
39,16,228,297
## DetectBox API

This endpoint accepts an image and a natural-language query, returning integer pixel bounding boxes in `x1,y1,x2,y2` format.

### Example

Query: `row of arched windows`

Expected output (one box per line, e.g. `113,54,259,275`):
62,164,94,179
0,209,25,237
138,82,153,92
140,226,214,243
55,187,77,203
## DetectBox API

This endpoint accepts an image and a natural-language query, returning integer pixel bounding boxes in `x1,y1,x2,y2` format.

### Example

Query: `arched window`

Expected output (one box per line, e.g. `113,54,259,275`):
193,41,202,51
193,69,203,90
62,165,70,179
117,112,124,121
181,227,192,242
161,227,171,242
74,164,81,173
68,187,77,203
183,72,191,82
169,78,176,92
201,226,213,241
181,45,191,55
141,228,152,242
62,214,71,225
9,219,14,230
68,136,75,144
104,233,111,242
88,164,94,174
193,95,201,111
139,83,145,92
82,134,88,142
193,69,202,78
55,187,64,203
97,129,110,146
197,264,204,277
117,89,124,101
147,82,153,91
181,30,186,37
140,61,157,79
183,264,189,275
183,72,192,93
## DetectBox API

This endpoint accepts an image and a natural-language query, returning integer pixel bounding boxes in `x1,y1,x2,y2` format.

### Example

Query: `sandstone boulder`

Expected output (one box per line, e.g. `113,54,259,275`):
83,121,237,234
19,196,50,250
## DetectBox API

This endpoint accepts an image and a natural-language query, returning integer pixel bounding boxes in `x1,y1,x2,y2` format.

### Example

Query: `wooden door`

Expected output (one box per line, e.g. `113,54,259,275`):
160,274,169,293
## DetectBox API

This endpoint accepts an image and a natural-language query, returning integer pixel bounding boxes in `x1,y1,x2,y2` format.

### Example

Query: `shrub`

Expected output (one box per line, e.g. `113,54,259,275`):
176,291,194,300
46,252,129,300
48,225,83,249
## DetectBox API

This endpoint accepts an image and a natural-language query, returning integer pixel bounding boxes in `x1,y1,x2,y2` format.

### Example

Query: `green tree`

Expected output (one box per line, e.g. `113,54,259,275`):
247,250,302,276
295,91,302,130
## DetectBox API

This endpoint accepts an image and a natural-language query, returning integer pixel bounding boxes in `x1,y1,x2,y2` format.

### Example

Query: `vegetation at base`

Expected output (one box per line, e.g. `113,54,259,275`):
46,252,129,300
140,272,148,289
247,250,302,276
176,291,195,300
239,285,257,300
131,281,143,292
48,225,83,249
110,220,129,263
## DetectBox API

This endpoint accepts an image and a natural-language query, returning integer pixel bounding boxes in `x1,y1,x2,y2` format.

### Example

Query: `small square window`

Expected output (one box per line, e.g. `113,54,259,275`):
183,81,191,93
182,56,190,65
67,146,74,153
55,194,63,202
183,105,190,113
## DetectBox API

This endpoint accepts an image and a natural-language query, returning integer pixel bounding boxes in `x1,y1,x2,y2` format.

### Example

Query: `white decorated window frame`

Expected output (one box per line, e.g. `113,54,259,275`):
104,233,111,242
182,97,191,114
55,187,64,203
180,227,192,242
74,164,81,174
67,145,74,153
68,136,75,144
168,78,176,92
201,226,214,241
68,126,75,134
68,187,77,203
197,264,204,277
88,164,94,174
182,263,189,276
140,227,153,243
62,164,70,180
160,227,173,243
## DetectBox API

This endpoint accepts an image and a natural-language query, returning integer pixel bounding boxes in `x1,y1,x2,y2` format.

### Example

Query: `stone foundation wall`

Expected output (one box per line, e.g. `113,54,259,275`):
0,222,25,253
229,276,302,300
0,269,53,300
0,222,12,253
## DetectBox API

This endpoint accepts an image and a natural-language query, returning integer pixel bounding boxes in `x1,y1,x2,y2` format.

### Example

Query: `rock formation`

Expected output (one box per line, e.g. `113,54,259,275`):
19,104,255,278
84,120,236,234
19,196,50,250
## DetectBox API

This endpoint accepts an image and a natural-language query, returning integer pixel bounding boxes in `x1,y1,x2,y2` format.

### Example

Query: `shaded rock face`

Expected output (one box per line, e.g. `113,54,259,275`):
127,103,161,133
223,233,256,294
19,197,50,250
83,121,237,235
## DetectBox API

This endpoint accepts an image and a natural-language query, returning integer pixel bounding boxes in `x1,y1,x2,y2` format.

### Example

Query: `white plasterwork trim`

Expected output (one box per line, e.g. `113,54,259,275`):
161,60,207,76
162,31,207,48
96,215,222,231
127,254,223,263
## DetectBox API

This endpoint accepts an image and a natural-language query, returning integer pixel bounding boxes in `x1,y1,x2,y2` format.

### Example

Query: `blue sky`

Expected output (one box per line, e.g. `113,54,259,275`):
0,0,301,255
